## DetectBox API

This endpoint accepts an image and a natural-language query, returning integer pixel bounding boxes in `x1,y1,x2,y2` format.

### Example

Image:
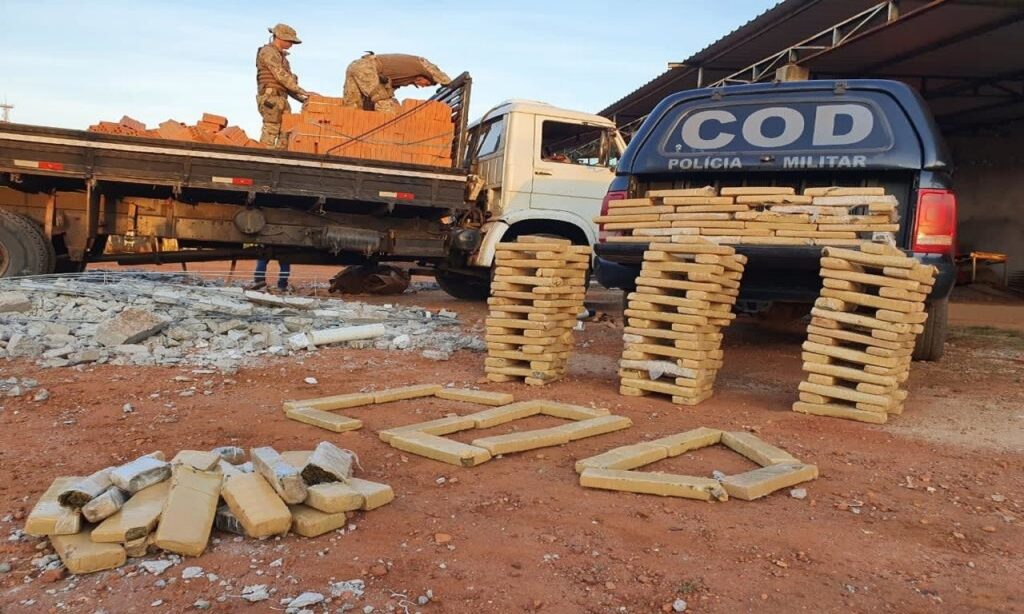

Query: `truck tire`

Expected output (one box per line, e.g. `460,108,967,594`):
436,270,491,301
913,298,948,362
0,210,55,277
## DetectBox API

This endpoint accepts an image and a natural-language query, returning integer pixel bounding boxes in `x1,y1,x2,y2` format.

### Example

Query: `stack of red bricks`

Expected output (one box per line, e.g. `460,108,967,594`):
88,114,261,148
282,95,455,167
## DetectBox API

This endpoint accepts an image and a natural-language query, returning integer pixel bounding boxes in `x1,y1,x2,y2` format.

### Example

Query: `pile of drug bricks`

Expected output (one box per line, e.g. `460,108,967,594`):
23,443,393,575
485,236,591,386
88,114,261,148
619,237,747,405
596,186,899,246
283,95,455,167
794,243,937,424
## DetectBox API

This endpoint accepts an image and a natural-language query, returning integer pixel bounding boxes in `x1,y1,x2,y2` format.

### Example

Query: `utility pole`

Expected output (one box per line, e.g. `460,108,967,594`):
0,99,12,123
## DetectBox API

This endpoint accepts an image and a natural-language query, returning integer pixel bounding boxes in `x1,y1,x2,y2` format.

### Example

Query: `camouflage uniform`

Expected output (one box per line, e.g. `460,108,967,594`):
256,24,309,148
342,53,451,113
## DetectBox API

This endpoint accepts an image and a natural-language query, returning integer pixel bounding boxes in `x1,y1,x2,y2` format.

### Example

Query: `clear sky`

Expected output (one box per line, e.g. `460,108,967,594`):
1,0,778,136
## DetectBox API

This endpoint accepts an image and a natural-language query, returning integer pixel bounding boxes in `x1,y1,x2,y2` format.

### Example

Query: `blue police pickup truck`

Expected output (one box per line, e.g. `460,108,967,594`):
594,79,957,361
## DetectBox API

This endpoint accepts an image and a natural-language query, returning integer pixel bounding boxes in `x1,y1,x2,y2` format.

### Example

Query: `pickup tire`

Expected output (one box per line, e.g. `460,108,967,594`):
0,210,55,277
435,270,491,300
912,298,948,361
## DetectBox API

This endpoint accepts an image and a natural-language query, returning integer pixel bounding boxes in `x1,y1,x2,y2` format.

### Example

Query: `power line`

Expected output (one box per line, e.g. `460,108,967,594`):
0,97,13,123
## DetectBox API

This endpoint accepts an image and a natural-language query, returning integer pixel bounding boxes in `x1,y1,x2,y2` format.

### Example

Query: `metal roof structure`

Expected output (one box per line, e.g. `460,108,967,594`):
601,0,1024,134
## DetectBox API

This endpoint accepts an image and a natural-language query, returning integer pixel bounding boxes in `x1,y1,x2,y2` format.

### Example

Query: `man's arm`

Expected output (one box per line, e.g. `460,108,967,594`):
259,47,309,101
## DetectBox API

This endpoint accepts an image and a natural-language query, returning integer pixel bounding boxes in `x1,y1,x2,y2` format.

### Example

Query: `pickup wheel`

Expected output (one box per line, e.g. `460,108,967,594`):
435,270,491,301
0,210,55,278
913,298,948,361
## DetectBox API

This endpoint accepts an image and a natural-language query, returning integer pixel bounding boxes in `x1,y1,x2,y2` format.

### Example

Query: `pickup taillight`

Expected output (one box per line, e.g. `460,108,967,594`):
911,189,957,255
598,190,628,243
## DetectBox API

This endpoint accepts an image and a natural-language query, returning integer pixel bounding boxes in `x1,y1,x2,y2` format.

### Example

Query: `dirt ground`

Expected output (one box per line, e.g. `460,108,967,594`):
1,265,1022,613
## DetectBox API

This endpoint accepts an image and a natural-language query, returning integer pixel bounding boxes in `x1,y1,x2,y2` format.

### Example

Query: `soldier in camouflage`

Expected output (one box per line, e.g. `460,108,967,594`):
342,53,452,113
256,24,310,148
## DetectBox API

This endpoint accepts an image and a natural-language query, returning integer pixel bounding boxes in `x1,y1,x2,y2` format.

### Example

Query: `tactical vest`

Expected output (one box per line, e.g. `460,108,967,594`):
256,44,290,93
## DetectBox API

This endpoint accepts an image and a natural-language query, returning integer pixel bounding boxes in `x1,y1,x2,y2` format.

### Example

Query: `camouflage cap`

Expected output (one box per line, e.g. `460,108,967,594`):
269,23,301,44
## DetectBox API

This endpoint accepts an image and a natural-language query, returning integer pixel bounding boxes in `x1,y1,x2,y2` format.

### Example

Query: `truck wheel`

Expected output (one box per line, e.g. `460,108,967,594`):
436,270,490,300
913,298,948,361
0,210,55,277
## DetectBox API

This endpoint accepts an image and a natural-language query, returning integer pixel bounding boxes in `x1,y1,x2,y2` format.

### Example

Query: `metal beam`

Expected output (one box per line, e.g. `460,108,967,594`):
858,9,1024,73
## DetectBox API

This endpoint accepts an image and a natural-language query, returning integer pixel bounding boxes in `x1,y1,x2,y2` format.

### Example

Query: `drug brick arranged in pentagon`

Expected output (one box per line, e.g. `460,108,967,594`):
485,236,592,386
792,243,938,424
619,237,747,405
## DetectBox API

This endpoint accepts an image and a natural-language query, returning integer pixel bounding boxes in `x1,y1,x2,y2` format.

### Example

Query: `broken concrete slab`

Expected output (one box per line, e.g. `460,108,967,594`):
283,392,375,412
221,473,293,538
25,476,83,536
305,482,365,514
547,415,632,441
649,427,723,457
153,466,222,557
721,463,819,501
91,480,171,543
109,455,171,493
81,487,129,523
171,450,221,471
251,447,308,504
377,415,476,443
537,402,611,420
0,292,32,313
465,401,544,429
373,384,443,404
720,432,800,466
123,534,153,558
472,428,571,455
94,307,170,347
580,468,728,501
347,478,395,511
388,432,491,467
289,504,348,538
243,290,316,310
285,407,363,432
434,388,515,406
58,467,114,508
50,532,126,574
574,443,669,474
301,442,355,485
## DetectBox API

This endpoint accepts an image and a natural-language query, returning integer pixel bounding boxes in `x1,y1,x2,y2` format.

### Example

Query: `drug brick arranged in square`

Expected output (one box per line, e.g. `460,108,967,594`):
619,237,747,405
577,427,817,502
283,385,514,433
485,236,592,386
793,243,937,424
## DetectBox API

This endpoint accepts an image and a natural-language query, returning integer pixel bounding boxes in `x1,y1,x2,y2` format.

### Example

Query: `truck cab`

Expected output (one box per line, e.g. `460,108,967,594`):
434,100,625,298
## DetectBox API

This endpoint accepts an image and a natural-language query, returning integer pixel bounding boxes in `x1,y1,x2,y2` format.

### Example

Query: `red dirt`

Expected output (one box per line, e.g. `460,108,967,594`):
0,274,1022,613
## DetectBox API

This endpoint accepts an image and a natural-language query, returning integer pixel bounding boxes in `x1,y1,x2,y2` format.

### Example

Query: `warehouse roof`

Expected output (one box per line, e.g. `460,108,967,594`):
601,0,1024,134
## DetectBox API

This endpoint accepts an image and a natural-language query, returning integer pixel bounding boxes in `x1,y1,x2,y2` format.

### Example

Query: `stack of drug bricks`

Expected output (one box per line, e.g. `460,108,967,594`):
283,95,455,167
619,237,747,405
22,444,393,575
793,243,937,424
485,236,591,386
595,186,899,246
89,114,261,148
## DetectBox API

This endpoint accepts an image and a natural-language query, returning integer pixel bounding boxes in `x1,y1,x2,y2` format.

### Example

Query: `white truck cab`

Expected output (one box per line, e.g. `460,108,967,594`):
466,100,626,267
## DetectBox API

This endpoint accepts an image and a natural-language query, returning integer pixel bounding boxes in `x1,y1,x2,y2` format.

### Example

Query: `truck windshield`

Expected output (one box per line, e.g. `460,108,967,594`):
540,120,613,167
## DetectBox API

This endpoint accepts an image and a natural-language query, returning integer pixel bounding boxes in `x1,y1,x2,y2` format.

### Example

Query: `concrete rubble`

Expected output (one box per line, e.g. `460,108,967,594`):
0,273,482,371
